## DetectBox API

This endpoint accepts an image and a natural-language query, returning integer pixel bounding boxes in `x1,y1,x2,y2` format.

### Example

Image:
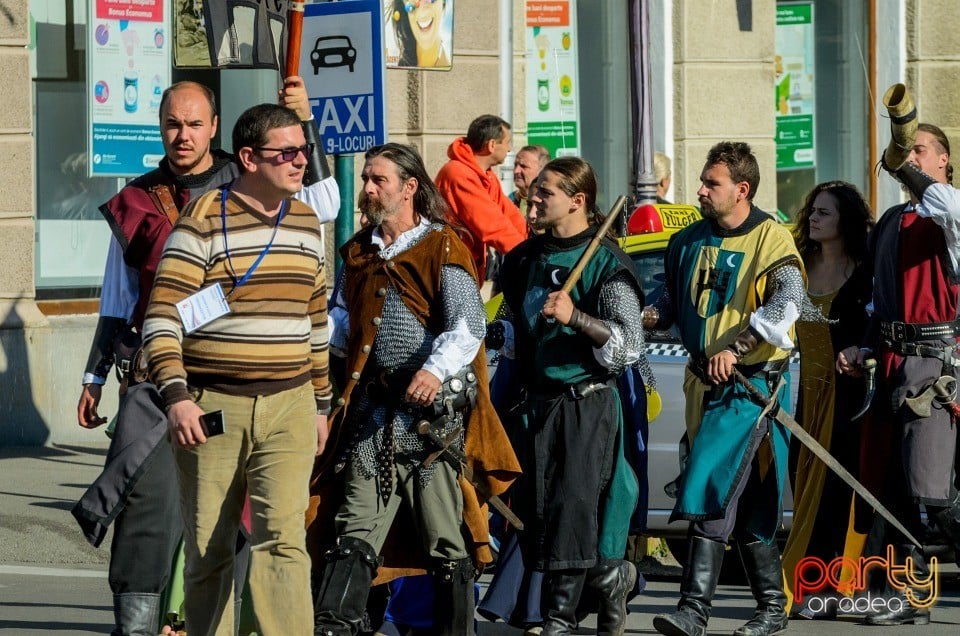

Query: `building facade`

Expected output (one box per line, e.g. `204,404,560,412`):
3,0,959,445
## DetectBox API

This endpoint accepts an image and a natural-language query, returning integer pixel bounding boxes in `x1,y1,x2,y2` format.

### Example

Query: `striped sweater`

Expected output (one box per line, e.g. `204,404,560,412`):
142,186,332,411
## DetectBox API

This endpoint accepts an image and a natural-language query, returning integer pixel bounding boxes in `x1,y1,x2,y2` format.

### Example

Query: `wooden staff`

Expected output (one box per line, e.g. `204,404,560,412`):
284,2,306,77
560,195,629,294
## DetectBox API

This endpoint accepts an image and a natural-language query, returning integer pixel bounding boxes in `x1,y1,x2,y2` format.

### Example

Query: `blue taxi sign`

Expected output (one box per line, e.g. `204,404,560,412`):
301,0,386,155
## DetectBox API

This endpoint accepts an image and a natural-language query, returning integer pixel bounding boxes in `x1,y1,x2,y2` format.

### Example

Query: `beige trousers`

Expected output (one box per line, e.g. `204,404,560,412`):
174,382,317,636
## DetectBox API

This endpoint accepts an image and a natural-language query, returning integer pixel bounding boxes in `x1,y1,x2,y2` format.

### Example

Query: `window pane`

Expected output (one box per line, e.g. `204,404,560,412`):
32,1,122,297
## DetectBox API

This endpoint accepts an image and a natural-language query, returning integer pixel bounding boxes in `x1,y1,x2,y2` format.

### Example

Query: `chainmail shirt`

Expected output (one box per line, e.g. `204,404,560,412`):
348,224,486,486
596,270,647,377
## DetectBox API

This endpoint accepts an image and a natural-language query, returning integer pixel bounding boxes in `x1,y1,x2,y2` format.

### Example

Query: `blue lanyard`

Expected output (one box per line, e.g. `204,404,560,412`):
220,185,287,295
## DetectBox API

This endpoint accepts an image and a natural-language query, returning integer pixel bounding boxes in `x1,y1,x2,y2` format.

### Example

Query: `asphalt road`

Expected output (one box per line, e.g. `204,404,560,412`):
1,444,958,635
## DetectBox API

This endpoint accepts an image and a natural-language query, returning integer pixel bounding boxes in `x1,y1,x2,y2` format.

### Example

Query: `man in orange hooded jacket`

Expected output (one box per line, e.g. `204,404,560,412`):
435,114,528,280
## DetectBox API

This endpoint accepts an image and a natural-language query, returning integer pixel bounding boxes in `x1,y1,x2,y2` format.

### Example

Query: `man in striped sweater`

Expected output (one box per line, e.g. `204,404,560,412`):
143,103,332,636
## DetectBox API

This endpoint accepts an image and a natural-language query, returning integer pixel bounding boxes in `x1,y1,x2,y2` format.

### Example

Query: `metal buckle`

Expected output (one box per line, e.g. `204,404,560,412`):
893,321,908,342
566,381,605,400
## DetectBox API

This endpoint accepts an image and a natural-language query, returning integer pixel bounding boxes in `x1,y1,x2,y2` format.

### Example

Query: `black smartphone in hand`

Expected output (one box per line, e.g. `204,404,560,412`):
199,410,226,437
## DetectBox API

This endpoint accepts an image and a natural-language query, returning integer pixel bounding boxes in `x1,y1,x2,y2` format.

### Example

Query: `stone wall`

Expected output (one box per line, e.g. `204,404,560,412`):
0,1,51,445
672,0,777,211
907,0,960,162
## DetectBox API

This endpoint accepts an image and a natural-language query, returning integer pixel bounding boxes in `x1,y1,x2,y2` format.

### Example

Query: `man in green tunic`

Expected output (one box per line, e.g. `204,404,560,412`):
645,142,805,636
494,157,644,635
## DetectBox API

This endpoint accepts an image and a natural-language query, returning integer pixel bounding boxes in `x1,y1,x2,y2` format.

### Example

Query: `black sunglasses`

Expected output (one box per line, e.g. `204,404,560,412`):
254,143,315,162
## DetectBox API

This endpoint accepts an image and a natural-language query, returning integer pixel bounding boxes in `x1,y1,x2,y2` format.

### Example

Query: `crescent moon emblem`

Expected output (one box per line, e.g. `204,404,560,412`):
550,269,563,286
726,254,736,268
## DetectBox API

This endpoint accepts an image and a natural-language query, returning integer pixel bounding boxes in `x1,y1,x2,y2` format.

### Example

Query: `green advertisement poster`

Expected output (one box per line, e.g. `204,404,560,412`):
775,2,815,170
525,0,580,157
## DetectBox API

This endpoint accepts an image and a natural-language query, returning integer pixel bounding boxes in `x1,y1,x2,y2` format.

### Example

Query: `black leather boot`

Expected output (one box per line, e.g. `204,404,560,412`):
652,536,724,636
734,540,788,636
432,557,476,636
314,537,380,636
111,593,161,636
586,560,637,635
862,544,931,626
540,569,587,635
933,493,960,566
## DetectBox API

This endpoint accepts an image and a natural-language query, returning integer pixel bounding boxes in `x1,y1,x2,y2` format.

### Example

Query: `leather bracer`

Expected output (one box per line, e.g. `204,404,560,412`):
569,308,613,347
301,118,332,186
726,326,761,361
895,162,938,203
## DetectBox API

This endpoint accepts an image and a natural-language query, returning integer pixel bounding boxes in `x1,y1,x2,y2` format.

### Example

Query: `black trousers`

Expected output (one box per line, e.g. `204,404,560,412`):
691,419,777,544
108,435,183,594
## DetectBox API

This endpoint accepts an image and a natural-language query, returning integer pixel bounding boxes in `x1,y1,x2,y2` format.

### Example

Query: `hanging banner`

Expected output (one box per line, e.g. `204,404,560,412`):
384,0,455,70
174,0,289,69
525,0,580,158
775,2,816,170
88,0,171,176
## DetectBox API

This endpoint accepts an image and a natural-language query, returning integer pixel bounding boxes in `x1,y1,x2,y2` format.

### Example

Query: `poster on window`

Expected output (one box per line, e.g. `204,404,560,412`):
525,0,580,158
173,0,288,69
775,2,815,170
384,0,454,70
87,0,171,176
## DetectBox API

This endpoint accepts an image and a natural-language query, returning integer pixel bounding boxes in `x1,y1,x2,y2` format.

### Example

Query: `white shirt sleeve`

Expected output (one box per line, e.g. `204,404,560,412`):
296,175,340,224
99,235,138,320
421,317,484,382
916,183,960,272
421,265,486,382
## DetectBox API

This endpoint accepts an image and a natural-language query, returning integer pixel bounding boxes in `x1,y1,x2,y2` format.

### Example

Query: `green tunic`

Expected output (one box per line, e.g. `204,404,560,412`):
664,208,802,541
501,228,641,567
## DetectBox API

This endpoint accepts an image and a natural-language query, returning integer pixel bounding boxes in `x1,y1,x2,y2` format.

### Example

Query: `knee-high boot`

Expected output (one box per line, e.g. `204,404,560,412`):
111,593,161,636
432,557,476,636
733,540,788,636
652,536,724,636
314,537,380,636
585,560,637,635
933,493,960,566
862,544,931,626
540,569,587,635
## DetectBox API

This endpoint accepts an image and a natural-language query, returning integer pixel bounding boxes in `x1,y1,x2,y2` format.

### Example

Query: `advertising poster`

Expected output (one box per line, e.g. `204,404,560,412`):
775,2,815,170
302,0,386,155
525,0,580,158
88,0,170,176
173,0,288,69
384,0,454,71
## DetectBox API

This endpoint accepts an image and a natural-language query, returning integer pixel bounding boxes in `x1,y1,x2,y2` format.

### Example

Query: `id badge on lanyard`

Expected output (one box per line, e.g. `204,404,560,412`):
177,283,230,334
176,185,286,334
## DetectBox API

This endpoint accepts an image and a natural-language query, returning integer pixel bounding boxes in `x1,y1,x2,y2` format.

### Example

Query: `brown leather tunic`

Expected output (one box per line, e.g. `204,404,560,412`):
306,223,521,582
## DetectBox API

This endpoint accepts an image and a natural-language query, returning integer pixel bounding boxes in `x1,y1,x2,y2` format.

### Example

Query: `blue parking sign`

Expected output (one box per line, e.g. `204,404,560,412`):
302,0,386,155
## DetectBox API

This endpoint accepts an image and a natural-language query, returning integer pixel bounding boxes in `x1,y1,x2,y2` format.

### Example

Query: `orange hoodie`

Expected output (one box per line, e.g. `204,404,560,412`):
435,137,527,279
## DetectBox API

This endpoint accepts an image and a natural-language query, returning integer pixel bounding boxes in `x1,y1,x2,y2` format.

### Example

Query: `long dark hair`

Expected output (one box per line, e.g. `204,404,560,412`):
364,143,449,223
793,180,873,263
390,1,446,67
541,156,616,239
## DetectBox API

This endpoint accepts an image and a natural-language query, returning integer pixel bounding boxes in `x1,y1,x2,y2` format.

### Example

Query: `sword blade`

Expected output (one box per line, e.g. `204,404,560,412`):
732,369,922,548
417,420,524,531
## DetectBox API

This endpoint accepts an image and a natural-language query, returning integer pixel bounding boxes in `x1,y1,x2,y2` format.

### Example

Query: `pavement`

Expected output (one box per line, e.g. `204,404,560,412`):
1,443,959,635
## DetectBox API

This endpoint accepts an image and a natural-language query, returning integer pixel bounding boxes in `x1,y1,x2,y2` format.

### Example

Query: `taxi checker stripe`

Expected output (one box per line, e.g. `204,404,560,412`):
646,342,800,365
